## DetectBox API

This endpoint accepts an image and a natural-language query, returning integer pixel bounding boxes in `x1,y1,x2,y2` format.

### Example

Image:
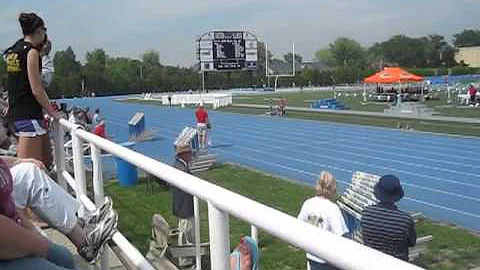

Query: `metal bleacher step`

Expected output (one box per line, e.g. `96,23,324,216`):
190,153,217,173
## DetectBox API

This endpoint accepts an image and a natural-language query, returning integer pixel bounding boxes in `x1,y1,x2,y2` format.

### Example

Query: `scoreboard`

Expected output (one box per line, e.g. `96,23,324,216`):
197,31,257,71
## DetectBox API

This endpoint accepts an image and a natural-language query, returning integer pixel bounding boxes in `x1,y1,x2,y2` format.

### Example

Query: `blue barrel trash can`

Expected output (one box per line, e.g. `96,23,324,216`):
116,141,138,187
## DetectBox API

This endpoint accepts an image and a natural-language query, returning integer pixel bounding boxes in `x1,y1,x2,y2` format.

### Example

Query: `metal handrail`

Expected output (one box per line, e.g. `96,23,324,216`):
55,118,424,270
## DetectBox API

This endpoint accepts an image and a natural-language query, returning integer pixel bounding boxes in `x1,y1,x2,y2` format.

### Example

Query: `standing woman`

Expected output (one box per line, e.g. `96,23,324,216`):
4,13,59,168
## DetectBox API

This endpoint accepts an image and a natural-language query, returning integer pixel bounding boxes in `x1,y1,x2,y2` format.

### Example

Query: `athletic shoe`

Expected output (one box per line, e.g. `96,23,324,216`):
78,209,118,264
79,196,113,227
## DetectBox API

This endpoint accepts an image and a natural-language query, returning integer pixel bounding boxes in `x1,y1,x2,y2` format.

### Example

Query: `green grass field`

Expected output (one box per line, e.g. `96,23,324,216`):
104,164,480,270
219,106,480,137
234,90,385,112
233,91,480,118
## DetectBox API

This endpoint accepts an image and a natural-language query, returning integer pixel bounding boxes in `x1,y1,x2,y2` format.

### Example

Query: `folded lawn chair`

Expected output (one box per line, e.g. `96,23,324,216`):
146,213,209,269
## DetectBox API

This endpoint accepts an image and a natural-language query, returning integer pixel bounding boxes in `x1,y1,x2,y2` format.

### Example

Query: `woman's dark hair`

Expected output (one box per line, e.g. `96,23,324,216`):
18,12,45,36
40,34,52,55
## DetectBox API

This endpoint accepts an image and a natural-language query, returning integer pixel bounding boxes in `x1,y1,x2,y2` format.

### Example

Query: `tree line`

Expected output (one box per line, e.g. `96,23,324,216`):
1,29,479,98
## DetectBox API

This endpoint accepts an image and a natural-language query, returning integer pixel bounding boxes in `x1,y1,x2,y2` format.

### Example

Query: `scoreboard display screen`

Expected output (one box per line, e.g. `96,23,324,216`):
213,38,245,70
197,31,257,71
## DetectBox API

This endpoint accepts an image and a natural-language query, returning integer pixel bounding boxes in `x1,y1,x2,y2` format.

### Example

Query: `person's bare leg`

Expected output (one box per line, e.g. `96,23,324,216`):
199,133,204,148
202,130,207,148
42,134,53,169
17,136,44,161
66,224,86,249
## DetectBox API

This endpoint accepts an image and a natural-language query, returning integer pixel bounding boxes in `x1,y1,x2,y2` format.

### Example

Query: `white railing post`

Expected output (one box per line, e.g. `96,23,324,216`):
193,196,201,270
207,202,230,270
91,143,109,270
53,120,66,189
251,225,258,243
72,127,87,217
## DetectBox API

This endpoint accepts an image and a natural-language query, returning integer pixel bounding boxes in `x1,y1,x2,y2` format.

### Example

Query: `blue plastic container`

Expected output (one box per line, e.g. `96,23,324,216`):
116,142,138,187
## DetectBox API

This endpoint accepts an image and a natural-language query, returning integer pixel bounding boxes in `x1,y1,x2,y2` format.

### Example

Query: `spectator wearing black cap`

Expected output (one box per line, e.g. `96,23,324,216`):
3,12,60,168
360,175,416,261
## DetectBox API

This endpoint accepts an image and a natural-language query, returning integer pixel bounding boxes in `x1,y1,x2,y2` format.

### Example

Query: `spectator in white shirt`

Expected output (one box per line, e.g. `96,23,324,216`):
68,107,79,125
40,36,54,89
298,171,348,270
92,108,102,126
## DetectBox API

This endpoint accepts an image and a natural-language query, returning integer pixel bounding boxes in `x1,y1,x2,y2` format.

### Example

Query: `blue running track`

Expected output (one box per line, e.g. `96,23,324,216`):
64,97,480,232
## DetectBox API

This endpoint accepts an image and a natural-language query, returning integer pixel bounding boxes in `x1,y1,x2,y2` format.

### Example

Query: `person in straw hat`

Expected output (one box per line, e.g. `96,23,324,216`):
360,175,416,261
298,171,348,270
170,137,196,267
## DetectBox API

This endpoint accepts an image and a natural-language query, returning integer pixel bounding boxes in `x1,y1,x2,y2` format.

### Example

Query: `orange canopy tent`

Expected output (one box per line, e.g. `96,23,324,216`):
364,67,424,84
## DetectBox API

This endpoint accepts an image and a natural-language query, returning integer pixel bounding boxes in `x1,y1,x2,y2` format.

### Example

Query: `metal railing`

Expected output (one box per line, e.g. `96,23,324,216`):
53,118,424,270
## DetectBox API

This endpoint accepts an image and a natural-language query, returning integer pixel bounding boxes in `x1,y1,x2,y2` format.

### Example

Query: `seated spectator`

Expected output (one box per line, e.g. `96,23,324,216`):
51,101,59,112
0,214,76,270
92,121,107,139
68,107,80,125
298,171,348,270
1,155,118,263
360,175,416,261
230,236,259,270
0,155,75,269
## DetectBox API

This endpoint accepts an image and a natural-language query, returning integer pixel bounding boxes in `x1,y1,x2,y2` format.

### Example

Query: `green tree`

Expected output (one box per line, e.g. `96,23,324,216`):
142,50,160,68
106,57,142,94
366,42,385,70
53,46,81,77
84,48,109,95
328,38,366,83
453,29,480,47
377,35,427,67
370,34,457,68
424,35,456,67
314,48,336,67
50,46,82,97
329,37,366,68
283,53,303,65
141,50,162,91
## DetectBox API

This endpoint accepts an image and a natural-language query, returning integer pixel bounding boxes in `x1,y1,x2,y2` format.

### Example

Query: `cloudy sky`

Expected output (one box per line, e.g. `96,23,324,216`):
1,0,479,66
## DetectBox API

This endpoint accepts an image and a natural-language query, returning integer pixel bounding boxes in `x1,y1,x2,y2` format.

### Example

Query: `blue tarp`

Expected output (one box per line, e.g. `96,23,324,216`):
425,74,480,85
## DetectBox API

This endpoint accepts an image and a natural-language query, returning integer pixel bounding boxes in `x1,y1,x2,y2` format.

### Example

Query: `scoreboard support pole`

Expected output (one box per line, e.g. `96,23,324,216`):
202,70,206,92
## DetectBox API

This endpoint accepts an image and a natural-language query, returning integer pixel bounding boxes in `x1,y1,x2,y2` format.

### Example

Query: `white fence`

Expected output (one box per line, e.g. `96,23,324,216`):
53,118,424,270
147,93,232,109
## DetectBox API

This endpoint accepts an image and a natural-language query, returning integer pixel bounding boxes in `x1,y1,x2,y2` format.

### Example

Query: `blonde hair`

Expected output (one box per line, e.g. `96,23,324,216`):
315,171,337,199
